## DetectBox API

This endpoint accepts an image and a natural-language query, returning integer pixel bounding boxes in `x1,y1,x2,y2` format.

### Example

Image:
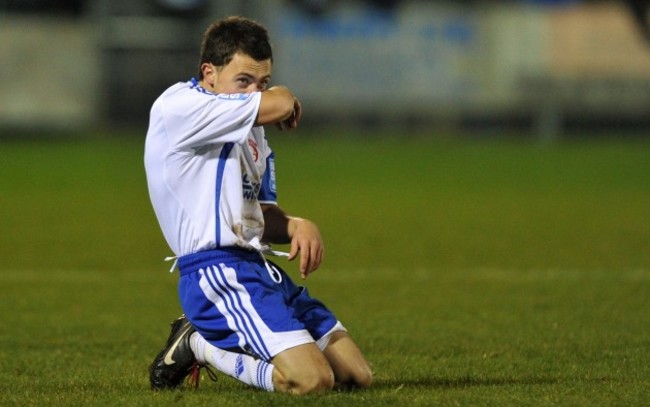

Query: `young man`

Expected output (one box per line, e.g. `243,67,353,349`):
144,17,372,394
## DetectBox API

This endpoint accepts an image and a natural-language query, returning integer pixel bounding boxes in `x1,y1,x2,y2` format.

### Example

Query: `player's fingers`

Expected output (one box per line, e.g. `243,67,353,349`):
309,242,321,272
316,244,324,270
292,99,302,127
294,98,302,119
301,240,324,277
288,112,298,129
299,247,310,277
288,239,299,261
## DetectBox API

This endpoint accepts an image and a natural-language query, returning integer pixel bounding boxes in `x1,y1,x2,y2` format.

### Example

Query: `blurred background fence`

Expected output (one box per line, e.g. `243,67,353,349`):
0,0,648,139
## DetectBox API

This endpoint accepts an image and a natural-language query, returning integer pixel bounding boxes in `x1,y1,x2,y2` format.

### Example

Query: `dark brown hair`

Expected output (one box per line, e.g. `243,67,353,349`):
198,16,273,79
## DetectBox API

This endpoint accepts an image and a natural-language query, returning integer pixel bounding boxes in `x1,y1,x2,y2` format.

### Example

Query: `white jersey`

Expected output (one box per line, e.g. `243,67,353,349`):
144,78,277,256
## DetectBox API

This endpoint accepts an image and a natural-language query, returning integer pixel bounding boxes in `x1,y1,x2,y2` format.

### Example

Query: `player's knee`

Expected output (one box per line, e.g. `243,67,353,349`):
289,368,334,395
353,365,373,389
337,364,373,390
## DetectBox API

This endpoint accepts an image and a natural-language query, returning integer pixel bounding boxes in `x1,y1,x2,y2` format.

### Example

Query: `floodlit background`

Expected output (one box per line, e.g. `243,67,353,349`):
1,0,649,139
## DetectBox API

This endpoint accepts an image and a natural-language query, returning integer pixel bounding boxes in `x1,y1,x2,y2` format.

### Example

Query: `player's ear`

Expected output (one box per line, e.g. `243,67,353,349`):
201,63,215,86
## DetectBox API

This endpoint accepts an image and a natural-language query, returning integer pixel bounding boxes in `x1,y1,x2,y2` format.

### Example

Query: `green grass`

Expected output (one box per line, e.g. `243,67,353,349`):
1,132,649,405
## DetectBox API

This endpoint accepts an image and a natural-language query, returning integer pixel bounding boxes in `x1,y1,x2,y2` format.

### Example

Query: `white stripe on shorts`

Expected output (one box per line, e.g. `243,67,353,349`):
198,264,315,360
200,265,272,360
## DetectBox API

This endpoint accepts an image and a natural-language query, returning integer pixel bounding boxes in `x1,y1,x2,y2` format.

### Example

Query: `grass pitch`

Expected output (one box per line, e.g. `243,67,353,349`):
0,132,649,406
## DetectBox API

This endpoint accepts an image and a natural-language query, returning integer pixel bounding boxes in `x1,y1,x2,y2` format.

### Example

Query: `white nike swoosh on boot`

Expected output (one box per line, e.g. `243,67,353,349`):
163,325,192,365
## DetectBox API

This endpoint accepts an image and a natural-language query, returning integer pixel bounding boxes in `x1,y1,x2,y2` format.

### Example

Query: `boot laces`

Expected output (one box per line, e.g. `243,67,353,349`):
186,363,218,390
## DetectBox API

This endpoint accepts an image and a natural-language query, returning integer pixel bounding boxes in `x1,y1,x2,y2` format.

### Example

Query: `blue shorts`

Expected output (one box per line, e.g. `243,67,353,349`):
177,248,341,361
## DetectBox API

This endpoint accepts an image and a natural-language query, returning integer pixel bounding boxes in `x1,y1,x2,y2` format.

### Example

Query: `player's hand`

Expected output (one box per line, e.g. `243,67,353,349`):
287,218,323,279
275,97,302,131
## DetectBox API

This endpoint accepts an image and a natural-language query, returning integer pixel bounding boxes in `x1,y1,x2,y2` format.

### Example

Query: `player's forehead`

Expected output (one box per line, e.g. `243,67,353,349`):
224,52,272,78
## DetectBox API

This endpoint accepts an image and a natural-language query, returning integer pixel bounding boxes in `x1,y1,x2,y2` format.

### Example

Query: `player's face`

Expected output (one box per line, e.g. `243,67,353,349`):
202,52,272,94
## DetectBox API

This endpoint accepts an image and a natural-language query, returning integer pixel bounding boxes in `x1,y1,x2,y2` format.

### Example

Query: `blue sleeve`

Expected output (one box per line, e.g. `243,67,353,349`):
258,151,277,204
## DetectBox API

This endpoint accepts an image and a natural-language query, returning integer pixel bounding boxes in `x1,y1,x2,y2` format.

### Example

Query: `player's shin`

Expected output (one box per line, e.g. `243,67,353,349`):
189,332,275,391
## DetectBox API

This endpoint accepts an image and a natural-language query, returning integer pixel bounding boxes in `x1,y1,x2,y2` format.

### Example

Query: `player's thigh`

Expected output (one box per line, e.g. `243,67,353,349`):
322,331,373,388
271,342,334,394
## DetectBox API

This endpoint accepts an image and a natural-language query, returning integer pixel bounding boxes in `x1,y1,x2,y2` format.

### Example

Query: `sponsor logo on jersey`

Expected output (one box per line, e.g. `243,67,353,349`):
268,158,276,193
242,173,261,200
217,93,250,101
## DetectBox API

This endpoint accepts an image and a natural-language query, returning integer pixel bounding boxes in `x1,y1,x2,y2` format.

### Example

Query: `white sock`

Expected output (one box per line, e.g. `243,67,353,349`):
190,332,275,392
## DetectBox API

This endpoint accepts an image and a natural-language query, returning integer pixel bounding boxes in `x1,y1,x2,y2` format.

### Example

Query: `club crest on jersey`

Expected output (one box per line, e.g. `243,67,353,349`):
247,139,259,162
242,173,261,200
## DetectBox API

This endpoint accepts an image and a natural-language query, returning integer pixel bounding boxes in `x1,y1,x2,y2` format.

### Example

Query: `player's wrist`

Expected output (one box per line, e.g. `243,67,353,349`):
286,216,304,238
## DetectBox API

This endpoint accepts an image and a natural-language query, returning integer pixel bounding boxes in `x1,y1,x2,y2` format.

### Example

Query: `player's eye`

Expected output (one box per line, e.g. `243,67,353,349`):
236,77,251,87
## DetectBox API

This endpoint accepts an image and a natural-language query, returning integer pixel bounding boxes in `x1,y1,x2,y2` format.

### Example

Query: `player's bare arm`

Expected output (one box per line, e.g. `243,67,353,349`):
261,204,323,278
198,52,300,129
256,86,302,130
